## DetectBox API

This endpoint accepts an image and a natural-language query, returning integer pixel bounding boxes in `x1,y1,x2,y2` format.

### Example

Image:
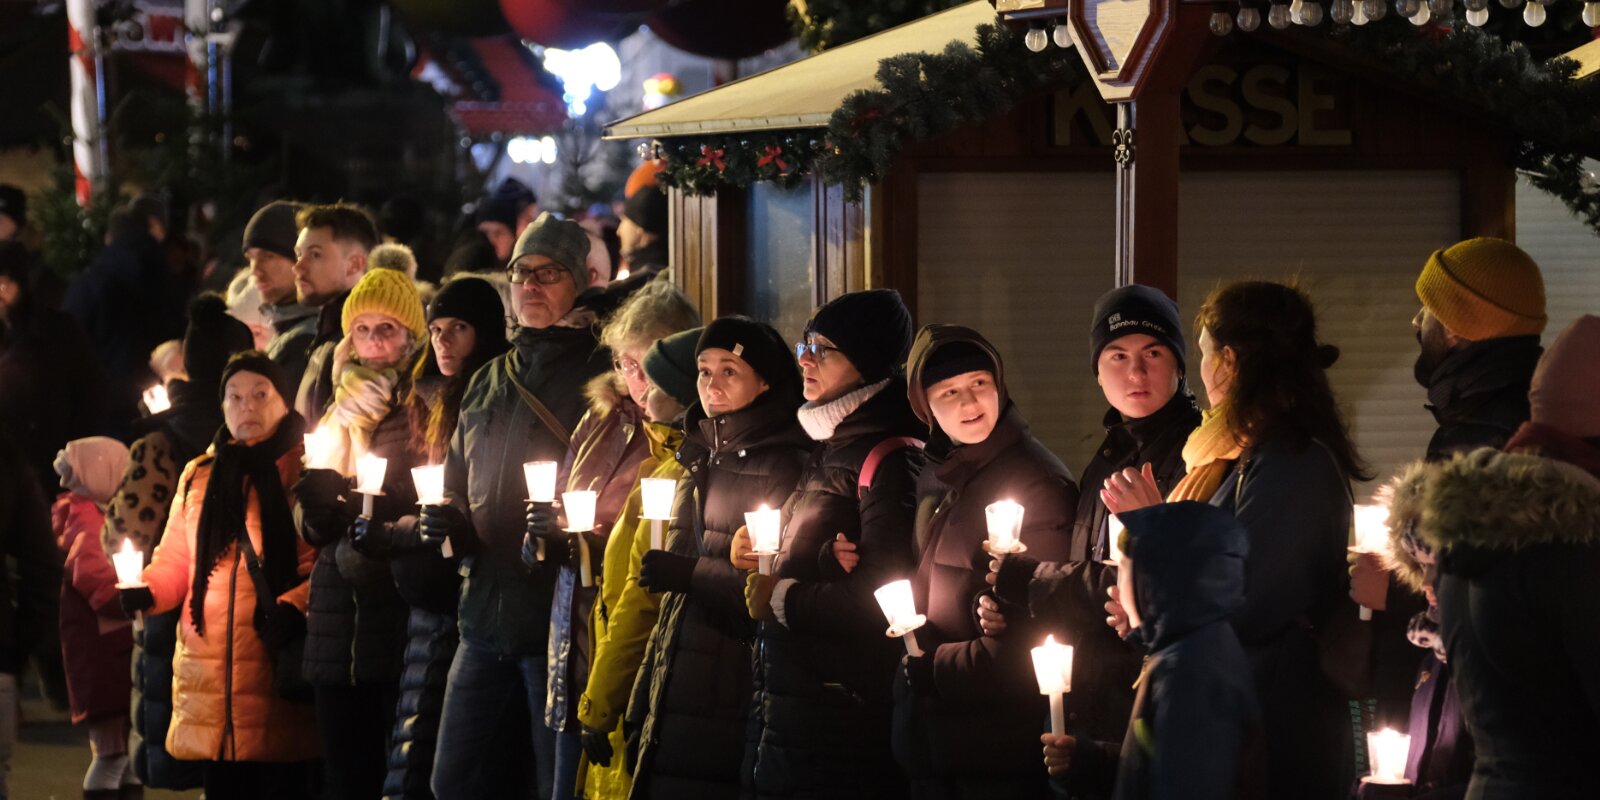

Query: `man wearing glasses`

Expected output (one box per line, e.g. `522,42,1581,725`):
420,212,611,799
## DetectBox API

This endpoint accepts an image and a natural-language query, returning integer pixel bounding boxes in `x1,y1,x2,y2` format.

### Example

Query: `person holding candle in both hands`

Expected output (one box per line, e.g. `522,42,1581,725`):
117,352,320,798
289,266,426,800
627,317,810,800
735,290,927,800
1097,281,1367,800
573,325,703,800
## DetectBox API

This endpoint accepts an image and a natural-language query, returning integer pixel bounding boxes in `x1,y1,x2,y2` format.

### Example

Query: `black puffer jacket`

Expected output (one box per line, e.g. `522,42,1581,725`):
301,391,413,687
745,378,925,800
382,607,458,800
892,403,1077,797
629,393,810,800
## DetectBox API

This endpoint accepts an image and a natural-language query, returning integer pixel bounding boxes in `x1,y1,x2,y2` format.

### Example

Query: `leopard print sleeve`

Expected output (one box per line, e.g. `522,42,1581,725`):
101,431,181,556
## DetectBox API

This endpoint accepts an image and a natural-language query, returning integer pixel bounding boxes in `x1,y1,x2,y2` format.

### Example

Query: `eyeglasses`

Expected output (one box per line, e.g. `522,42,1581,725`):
506,265,571,285
794,341,842,361
612,355,642,378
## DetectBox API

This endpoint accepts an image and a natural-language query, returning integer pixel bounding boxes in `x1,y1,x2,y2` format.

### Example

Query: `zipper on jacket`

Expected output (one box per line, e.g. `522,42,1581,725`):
221,546,240,760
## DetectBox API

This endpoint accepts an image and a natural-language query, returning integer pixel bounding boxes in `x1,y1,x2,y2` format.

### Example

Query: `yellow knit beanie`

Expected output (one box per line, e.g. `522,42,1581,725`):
1415,237,1546,341
342,267,426,338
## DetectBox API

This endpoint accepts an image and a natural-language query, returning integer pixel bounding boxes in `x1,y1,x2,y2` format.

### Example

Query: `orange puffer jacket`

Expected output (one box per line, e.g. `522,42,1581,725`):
142,445,320,763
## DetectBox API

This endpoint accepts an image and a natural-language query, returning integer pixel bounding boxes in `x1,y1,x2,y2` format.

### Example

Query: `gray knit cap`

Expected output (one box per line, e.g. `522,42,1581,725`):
509,212,590,286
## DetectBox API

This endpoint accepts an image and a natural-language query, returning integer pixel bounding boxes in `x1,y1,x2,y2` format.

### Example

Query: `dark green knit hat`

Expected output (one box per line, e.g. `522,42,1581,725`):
644,327,702,408
509,211,590,286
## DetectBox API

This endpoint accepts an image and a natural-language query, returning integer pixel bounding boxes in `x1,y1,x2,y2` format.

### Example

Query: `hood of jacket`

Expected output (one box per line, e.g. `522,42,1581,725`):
905,324,1007,434
584,370,632,418
1122,501,1248,651
1390,448,1600,564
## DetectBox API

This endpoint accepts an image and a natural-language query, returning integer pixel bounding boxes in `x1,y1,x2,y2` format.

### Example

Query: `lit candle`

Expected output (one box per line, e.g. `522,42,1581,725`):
142,384,171,414
640,477,676,551
563,490,598,588
985,499,1027,554
411,465,445,505
303,428,336,471
112,539,145,588
355,452,387,517
874,579,928,656
1106,514,1125,563
1351,504,1391,621
1364,728,1412,785
1031,634,1075,737
523,461,558,503
745,504,782,576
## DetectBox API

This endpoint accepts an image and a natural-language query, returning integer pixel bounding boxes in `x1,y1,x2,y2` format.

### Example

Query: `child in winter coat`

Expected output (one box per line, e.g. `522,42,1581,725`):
51,436,139,799
1093,501,1264,800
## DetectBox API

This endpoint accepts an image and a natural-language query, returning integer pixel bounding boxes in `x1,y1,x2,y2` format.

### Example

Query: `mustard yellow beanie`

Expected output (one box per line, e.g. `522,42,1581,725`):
342,267,426,338
1416,237,1546,341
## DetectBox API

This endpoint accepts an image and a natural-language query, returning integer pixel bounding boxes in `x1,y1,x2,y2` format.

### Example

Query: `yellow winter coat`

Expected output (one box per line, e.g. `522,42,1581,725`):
579,421,685,799
142,446,320,763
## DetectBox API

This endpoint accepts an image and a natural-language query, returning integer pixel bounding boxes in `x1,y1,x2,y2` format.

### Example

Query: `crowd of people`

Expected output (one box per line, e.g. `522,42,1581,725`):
0,167,1596,800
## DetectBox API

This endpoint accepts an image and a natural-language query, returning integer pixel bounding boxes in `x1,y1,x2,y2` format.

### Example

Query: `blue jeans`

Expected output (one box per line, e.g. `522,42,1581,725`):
431,639,557,800
552,729,582,800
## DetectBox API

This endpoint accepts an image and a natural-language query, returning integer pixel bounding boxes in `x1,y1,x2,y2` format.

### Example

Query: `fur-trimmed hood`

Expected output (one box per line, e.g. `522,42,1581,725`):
1387,448,1600,578
584,371,631,417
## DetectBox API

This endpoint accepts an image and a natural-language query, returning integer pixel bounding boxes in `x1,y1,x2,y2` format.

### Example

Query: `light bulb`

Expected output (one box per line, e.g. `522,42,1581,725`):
1269,2,1294,26
1467,5,1490,21
1428,0,1453,15
1584,0,1600,25
1051,22,1072,47
1300,0,1325,23
1396,0,1421,16
1290,0,1305,22
1410,3,1431,22
1210,10,1235,33
1239,5,1263,28
1024,27,1048,52
1523,0,1545,24
1367,0,1389,18
1498,0,1520,9
1353,0,1371,22
1332,0,1354,22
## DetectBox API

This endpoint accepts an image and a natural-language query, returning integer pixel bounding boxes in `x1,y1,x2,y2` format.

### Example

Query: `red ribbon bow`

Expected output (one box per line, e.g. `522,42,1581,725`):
696,146,726,171
757,145,789,173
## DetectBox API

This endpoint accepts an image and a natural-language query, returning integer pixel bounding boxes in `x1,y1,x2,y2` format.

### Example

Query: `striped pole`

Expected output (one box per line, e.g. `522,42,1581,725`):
66,0,102,206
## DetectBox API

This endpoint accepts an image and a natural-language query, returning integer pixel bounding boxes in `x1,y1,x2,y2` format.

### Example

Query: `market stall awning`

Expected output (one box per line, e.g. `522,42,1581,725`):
1568,37,1600,82
452,38,567,136
603,1,1000,139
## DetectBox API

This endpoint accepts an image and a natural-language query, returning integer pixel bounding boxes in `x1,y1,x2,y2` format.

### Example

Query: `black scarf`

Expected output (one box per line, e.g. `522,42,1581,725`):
189,411,306,635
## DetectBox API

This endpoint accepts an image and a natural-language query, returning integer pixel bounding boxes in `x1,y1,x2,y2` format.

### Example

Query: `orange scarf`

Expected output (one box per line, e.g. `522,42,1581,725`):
1166,407,1245,503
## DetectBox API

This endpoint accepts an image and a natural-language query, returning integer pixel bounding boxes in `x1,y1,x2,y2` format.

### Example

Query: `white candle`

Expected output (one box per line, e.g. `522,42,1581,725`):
302,428,336,471
649,519,665,552
142,384,171,414
1106,514,1126,563
1352,504,1391,621
745,504,782,576
112,539,145,588
1365,728,1412,785
355,452,387,517
640,478,677,521
411,464,446,505
985,499,1026,554
874,579,928,656
524,461,558,503
564,490,598,588
1031,634,1075,737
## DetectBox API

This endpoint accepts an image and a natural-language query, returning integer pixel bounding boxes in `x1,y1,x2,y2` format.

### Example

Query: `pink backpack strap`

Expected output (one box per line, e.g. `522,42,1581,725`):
858,437,925,501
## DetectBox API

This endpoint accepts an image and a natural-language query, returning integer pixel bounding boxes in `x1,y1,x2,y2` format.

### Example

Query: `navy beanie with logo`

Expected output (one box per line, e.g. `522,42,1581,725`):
1089,285,1185,375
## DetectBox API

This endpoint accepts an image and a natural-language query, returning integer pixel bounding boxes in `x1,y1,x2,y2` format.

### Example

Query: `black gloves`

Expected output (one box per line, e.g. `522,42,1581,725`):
293,468,354,546
991,553,1041,608
579,722,613,767
352,514,425,557
638,550,696,594
522,503,571,569
118,586,155,617
419,503,471,550
903,653,936,697
255,601,306,649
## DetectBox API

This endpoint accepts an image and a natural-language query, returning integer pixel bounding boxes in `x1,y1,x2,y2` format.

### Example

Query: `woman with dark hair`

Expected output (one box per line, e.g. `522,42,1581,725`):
1102,280,1367,800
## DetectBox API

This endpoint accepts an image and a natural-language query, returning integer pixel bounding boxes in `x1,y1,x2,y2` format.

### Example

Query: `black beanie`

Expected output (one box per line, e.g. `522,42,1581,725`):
644,327,702,408
430,276,508,340
920,341,997,390
1089,285,1186,375
242,201,302,260
185,294,256,396
805,289,914,384
443,232,500,276
475,194,522,230
697,316,798,399
622,187,669,237
219,351,293,408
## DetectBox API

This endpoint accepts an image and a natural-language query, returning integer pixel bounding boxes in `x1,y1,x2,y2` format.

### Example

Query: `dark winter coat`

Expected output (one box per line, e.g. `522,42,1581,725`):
1421,337,1541,463
892,403,1076,797
746,378,925,800
301,384,414,687
628,393,810,800
383,608,458,800
1402,653,1471,800
265,301,319,393
1212,435,1355,800
993,393,1198,797
62,230,186,432
443,322,610,656
1112,502,1263,800
1397,449,1600,800
0,432,62,678
293,294,348,422
53,494,134,723
0,294,108,501
547,374,650,732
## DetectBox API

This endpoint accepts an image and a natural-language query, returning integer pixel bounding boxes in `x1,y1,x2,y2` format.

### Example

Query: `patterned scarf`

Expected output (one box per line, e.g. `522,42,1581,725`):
1165,406,1245,502
322,360,402,474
